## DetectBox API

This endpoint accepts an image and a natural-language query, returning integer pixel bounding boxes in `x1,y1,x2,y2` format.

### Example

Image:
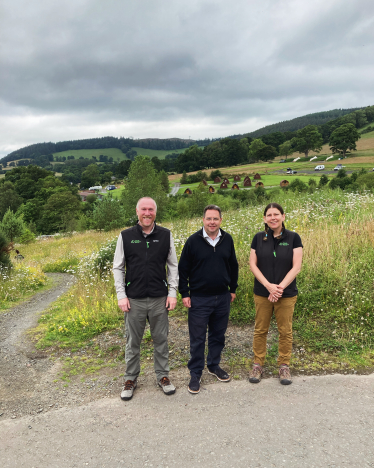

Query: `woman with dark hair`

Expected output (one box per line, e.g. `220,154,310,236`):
249,203,303,385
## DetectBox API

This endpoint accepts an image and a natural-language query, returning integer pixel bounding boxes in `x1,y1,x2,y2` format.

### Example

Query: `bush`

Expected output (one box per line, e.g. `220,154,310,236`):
288,178,308,193
19,228,36,244
209,169,223,181
357,172,374,191
92,195,126,231
0,231,12,267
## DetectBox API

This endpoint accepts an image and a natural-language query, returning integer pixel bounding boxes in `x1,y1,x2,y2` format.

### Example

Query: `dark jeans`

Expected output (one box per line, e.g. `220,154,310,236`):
188,292,231,378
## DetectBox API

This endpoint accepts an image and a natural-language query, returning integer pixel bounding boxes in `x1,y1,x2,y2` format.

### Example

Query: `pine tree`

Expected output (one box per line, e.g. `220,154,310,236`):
121,156,168,223
180,171,188,184
0,209,25,242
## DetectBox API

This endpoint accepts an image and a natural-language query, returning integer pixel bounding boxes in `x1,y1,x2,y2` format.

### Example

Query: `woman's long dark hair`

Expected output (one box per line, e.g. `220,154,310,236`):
263,203,285,241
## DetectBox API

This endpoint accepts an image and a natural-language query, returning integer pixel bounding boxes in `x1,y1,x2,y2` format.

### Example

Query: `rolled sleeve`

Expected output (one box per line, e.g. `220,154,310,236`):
112,234,127,300
167,232,179,298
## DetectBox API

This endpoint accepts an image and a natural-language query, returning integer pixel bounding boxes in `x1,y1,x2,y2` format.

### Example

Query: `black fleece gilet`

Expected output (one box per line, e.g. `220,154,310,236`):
252,229,301,297
121,223,170,299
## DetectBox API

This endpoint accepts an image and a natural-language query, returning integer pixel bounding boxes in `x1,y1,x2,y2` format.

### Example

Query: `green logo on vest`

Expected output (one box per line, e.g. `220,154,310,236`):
279,242,289,246
131,240,141,243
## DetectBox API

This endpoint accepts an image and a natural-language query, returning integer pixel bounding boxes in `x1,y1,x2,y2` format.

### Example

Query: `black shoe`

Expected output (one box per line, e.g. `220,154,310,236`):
188,375,201,394
208,366,231,382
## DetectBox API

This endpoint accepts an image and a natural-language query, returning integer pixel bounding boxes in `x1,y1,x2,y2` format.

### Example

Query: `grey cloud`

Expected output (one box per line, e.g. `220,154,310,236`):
0,0,373,156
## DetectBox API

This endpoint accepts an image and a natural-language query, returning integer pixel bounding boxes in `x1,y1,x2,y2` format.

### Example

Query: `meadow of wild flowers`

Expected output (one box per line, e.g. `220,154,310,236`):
0,264,47,309
2,188,374,367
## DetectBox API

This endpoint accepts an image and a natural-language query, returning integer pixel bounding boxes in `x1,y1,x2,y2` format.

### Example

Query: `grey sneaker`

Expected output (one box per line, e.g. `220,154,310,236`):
279,364,292,385
158,376,176,395
120,378,137,401
249,364,263,383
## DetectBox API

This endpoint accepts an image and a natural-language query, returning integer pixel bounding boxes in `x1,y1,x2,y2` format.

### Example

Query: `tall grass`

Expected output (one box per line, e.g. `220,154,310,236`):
5,187,373,359
0,264,47,310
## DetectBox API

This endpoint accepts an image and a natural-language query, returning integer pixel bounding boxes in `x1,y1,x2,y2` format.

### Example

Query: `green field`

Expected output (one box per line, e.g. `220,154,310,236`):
51,145,193,163
52,148,128,162
106,185,125,199
131,146,191,159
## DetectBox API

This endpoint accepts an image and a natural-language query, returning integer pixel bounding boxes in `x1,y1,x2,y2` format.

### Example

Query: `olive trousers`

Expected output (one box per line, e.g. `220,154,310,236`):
253,294,297,367
124,296,169,382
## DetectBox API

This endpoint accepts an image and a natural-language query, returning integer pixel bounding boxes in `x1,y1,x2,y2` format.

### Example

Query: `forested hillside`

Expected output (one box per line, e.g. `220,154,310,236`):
0,136,212,166
245,108,363,138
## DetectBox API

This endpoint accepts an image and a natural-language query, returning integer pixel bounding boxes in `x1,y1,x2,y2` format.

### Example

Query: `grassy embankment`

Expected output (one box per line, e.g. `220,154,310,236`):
2,188,370,380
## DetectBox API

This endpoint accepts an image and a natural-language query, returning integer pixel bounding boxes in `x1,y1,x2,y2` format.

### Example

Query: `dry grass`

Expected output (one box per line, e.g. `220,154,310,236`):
19,230,122,271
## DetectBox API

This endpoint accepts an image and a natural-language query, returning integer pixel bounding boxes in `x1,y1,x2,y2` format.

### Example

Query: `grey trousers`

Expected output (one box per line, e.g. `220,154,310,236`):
124,296,169,382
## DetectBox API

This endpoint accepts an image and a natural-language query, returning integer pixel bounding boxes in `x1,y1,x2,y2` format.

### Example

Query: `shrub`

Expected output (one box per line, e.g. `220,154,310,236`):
357,172,374,191
0,231,12,267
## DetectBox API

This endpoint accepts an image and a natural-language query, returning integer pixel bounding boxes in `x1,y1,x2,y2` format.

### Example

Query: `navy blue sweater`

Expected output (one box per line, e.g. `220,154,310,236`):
178,228,239,298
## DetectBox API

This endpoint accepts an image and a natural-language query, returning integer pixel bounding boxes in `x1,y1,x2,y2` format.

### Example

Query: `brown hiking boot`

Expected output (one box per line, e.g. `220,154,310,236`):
279,364,292,385
158,376,176,395
120,378,137,400
249,364,263,383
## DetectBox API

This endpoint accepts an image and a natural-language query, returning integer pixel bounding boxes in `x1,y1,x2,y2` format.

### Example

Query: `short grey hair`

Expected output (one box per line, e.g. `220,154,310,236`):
203,204,222,218
136,197,157,211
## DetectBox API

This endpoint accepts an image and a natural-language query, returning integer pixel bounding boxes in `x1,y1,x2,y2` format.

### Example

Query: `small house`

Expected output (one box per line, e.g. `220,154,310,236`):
280,180,289,187
184,188,192,194
254,173,261,180
243,178,252,187
220,182,228,189
223,178,229,184
214,176,221,183
202,179,208,186
232,183,240,190
208,185,215,193
234,175,241,181
255,181,264,188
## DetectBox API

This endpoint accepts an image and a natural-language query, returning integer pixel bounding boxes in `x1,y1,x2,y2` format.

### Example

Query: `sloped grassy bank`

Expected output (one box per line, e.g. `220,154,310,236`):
29,188,374,376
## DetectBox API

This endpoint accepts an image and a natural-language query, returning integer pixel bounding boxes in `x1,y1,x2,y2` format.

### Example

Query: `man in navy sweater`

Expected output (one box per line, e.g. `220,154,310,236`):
178,204,239,394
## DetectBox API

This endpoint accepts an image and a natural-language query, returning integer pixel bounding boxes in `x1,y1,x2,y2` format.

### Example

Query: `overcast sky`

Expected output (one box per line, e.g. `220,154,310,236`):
0,0,373,157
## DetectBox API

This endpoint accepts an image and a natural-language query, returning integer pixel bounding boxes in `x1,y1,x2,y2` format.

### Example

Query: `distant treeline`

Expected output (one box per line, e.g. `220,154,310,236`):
134,137,214,150
0,136,213,165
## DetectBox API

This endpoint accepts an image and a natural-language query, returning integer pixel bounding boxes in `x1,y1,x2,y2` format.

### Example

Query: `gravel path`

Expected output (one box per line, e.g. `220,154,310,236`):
0,275,258,422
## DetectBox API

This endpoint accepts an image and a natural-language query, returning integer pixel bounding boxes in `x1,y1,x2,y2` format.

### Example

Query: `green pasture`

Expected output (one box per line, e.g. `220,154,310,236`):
177,174,325,194
105,185,125,199
51,145,194,163
52,148,128,162
131,146,192,159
